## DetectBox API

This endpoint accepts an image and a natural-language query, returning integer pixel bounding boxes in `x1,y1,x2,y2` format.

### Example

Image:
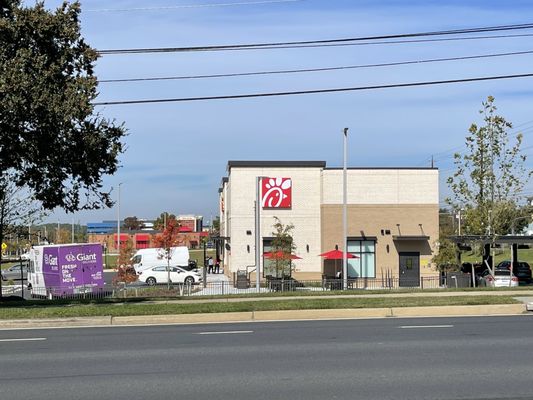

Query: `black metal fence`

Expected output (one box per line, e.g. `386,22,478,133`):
7,276,448,300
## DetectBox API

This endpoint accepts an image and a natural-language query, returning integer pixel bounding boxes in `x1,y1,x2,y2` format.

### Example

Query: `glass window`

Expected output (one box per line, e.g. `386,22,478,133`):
346,239,376,278
347,241,361,253
262,238,292,278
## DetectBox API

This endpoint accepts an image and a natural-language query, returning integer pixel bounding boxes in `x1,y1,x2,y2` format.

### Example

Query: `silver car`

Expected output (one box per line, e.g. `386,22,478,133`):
1,264,28,281
478,269,519,287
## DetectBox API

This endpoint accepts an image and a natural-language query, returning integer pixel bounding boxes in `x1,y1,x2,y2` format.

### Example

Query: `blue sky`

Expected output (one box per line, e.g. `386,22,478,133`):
38,0,533,224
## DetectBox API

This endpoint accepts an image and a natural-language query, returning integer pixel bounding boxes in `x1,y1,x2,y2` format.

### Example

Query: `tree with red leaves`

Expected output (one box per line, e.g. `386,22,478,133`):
153,219,181,290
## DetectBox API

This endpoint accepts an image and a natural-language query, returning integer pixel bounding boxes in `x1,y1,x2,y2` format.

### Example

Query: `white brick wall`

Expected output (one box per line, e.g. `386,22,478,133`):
226,167,323,274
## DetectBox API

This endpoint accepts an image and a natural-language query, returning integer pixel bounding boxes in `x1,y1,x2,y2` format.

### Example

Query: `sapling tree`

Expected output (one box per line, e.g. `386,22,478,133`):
153,219,182,290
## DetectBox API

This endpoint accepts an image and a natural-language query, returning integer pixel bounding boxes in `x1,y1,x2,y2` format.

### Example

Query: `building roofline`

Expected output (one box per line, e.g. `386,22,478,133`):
227,161,327,170
325,167,438,170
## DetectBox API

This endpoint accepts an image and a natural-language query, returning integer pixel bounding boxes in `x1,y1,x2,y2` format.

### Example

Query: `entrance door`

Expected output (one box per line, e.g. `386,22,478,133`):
399,252,420,287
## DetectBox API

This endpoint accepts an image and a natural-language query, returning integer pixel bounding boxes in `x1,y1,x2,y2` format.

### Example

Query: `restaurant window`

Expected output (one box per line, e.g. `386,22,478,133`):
262,238,293,278
346,240,376,278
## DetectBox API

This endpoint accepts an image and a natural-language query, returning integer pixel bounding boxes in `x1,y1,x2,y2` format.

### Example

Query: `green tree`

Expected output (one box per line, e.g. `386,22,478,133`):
267,217,296,279
211,217,220,235
154,212,176,230
447,96,532,236
124,216,142,231
432,209,459,272
0,1,126,212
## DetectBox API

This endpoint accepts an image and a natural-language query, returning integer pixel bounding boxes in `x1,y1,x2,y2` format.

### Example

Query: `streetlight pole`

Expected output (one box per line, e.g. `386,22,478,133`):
343,128,349,291
255,176,262,292
117,182,123,265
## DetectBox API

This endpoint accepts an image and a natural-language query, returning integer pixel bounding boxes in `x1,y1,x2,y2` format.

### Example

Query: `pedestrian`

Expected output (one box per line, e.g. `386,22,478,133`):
208,256,214,274
215,258,220,274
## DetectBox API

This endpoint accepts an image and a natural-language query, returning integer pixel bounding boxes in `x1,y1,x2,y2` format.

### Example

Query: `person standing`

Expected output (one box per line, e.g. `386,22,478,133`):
208,256,214,274
215,258,220,274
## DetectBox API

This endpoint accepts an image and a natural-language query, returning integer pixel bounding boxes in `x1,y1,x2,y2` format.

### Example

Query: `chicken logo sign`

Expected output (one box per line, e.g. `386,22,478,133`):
262,177,292,209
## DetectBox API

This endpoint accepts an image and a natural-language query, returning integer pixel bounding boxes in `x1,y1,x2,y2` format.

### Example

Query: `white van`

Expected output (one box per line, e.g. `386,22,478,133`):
131,247,189,273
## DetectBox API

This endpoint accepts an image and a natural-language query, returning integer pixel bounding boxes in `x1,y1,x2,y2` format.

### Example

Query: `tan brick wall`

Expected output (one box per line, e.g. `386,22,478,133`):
321,204,439,279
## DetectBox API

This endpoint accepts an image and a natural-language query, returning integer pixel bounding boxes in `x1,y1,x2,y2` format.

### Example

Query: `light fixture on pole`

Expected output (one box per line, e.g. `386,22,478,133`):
343,127,349,291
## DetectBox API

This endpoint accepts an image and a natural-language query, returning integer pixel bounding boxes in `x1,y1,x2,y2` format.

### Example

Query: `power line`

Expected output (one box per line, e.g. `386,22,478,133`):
86,0,305,12
98,23,533,54
99,49,533,83
97,34,533,56
94,71,533,106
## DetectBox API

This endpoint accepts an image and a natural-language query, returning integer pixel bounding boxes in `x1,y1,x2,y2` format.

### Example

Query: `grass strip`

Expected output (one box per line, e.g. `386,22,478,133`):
0,295,520,320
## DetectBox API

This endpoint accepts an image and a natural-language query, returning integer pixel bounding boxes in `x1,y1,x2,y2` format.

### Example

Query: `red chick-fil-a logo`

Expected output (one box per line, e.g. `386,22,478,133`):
262,177,292,208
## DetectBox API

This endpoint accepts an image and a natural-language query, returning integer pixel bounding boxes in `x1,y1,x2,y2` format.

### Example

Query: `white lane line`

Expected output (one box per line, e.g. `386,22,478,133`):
399,325,454,329
0,338,47,342
197,330,254,335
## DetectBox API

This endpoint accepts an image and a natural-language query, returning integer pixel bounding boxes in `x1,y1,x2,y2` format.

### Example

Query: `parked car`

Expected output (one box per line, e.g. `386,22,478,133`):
478,269,519,288
137,265,202,286
1,264,28,281
496,261,532,284
179,259,198,272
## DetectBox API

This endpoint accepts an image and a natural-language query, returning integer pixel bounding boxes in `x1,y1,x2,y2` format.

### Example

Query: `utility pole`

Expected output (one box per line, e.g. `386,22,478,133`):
343,128,349,291
71,218,75,243
117,182,123,262
255,177,262,292
457,209,462,236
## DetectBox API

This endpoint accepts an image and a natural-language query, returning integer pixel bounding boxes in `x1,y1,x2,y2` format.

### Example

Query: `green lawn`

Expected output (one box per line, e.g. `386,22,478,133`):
0,295,520,320
461,247,533,266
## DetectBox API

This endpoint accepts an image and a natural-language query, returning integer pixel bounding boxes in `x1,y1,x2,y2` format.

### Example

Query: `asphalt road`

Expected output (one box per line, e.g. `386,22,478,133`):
1,316,533,400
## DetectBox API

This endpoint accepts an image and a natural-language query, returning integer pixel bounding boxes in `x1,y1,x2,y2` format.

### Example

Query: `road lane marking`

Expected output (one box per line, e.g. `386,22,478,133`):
0,338,47,342
399,325,454,329
197,330,254,335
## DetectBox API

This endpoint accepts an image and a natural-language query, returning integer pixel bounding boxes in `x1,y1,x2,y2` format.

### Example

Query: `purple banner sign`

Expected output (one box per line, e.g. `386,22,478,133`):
42,244,104,295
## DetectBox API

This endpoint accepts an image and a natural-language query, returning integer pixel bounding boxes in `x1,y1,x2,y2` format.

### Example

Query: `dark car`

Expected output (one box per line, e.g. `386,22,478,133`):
179,259,199,272
1,264,28,281
496,261,532,284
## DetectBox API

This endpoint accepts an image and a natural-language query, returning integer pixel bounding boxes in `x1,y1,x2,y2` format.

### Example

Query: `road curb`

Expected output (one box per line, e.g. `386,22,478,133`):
0,304,527,329
0,316,112,329
390,304,526,317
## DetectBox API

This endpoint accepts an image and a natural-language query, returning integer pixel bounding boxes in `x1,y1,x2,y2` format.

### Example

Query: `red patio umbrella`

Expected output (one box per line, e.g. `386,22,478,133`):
319,249,358,277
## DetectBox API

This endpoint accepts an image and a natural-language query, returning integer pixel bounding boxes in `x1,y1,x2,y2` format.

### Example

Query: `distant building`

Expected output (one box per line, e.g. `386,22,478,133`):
87,216,207,251
177,215,203,233
87,221,122,234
